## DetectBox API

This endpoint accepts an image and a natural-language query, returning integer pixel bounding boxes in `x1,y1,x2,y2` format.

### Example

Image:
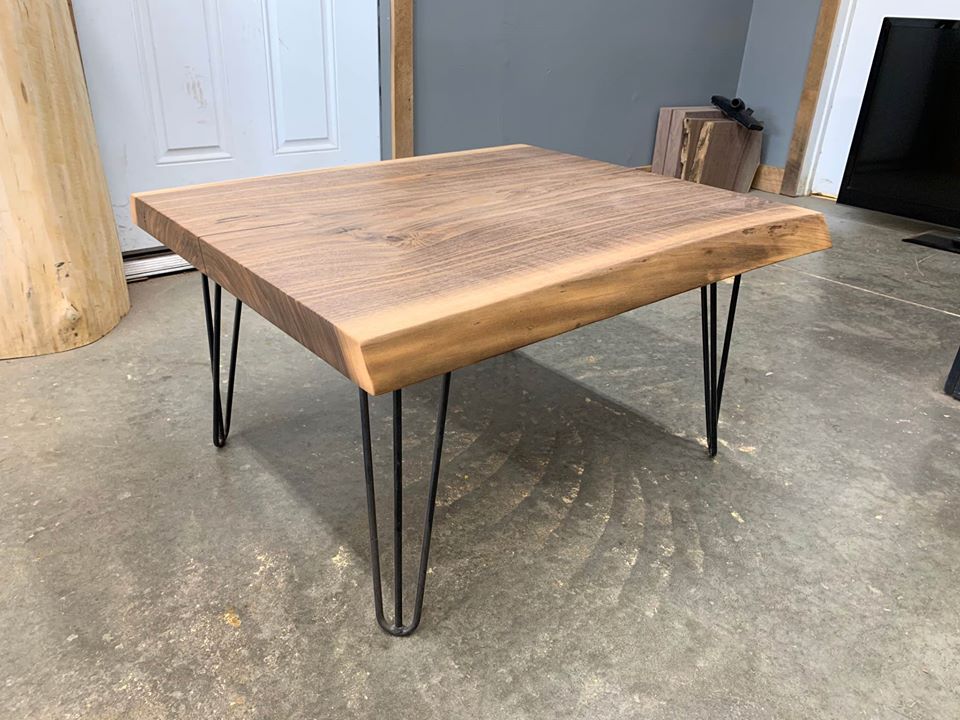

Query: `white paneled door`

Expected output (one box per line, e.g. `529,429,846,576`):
73,0,381,253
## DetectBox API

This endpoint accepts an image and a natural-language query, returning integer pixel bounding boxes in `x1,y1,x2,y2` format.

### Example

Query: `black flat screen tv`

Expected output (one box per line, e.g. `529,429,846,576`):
838,18,960,228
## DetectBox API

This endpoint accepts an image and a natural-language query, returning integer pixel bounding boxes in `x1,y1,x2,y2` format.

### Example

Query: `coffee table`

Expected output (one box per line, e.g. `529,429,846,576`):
132,144,831,635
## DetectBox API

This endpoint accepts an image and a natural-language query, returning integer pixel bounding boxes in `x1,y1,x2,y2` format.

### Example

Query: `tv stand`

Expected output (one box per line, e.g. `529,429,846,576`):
947,347,960,400
903,232,960,400
903,231,960,255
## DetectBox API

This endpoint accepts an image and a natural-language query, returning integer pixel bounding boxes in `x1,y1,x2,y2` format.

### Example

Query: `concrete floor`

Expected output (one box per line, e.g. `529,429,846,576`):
2,195,959,719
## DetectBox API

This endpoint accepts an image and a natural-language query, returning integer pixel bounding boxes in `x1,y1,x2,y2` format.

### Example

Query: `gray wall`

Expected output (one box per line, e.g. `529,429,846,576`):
380,0,755,166
736,0,822,167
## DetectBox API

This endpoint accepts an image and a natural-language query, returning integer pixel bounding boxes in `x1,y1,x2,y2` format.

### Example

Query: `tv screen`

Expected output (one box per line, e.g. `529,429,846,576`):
838,18,960,228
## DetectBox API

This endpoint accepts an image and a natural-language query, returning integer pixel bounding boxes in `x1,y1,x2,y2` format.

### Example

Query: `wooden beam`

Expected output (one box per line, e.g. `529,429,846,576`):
780,0,842,197
390,0,414,159
1,0,128,359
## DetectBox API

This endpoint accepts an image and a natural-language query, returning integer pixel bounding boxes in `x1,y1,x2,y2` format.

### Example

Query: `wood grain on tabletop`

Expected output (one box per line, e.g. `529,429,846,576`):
132,144,831,394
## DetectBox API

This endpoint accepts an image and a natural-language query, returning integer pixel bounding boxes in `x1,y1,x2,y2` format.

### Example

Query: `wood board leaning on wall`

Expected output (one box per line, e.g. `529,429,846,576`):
0,0,129,359
652,106,762,194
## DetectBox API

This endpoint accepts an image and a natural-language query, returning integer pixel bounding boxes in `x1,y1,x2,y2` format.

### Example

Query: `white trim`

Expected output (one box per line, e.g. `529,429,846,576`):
795,0,859,196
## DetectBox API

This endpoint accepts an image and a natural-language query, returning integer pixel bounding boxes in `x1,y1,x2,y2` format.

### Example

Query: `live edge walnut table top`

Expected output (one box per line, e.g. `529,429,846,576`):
132,144,830,395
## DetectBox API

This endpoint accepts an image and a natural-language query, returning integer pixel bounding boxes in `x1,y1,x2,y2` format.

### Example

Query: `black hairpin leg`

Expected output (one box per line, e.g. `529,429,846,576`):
201,274,242,448
700,275,741,457
359,372,452,636
947,345,960,400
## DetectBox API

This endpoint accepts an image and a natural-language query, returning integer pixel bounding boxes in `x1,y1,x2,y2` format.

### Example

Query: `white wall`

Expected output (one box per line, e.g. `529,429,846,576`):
812,0,959,196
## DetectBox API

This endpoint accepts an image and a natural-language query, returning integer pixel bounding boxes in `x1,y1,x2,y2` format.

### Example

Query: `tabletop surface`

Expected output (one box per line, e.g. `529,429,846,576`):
132,144,831,394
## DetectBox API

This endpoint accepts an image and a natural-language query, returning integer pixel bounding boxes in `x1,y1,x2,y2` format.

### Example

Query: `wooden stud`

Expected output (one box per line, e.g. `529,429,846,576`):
391,0,414,159
1,0,129,359
133,145,830,395
780,0,843,197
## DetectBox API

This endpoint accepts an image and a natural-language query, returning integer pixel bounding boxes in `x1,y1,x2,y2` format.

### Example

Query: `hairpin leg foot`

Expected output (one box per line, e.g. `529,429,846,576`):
201,274,242,448
358,372,451,636
700,275,741,457
946,345,960,400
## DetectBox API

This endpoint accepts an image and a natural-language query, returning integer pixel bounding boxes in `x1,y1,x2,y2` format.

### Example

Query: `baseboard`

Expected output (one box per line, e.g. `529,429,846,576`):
752,165,785,193
123,248,193,281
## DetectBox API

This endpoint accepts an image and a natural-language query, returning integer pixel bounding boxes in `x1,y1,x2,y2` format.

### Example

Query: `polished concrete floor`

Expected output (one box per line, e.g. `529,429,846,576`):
2,196,959,719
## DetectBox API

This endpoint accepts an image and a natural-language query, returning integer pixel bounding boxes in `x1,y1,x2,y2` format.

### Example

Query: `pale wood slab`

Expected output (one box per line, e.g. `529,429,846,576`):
133,145,830,394
1,0,129,359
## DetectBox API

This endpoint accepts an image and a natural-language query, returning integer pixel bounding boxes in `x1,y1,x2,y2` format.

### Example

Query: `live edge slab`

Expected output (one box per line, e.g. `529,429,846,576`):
132,144,830,395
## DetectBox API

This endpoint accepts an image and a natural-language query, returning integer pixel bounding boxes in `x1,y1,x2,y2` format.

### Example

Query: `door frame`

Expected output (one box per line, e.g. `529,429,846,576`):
780,0,852,196
800,0,960,197
389,0,414,158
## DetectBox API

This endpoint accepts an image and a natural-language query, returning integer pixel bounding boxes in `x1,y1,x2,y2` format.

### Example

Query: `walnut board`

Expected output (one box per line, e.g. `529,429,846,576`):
652,106,724,178
683,119,762,193
132,144,831,394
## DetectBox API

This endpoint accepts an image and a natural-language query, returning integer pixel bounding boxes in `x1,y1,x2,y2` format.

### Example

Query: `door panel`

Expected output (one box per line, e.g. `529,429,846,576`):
264,0,335,153
135,0,231,163
73,0,381,254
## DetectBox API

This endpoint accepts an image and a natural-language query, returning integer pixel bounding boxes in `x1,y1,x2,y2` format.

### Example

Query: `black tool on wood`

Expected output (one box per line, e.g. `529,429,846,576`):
711,96,764,131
